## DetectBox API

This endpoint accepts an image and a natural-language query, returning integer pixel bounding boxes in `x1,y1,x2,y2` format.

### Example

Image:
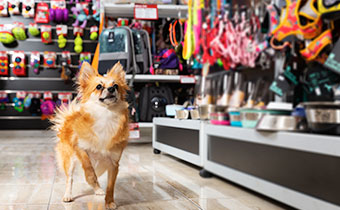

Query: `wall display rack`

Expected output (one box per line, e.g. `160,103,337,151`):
0,0,99,129
103,3,188,18
98,2,196,143
0,2,197,148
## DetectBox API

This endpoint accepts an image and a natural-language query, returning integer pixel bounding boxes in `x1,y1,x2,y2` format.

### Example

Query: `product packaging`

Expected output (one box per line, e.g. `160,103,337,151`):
41,25,52,44
43,51,57,68
30,51,40,74
35,2,50,23
12,51,26,76
0,51,8,76
22,0,35,18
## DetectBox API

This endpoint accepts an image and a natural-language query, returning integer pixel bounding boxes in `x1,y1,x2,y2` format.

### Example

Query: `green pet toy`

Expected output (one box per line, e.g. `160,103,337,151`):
74,34,83,54
58,35,67,48
12,27,27,41
90,31,98,41
0,32,15,44
28,24,40,37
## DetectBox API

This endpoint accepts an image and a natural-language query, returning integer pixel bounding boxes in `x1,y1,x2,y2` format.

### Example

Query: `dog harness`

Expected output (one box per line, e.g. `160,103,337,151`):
272,0,322,41
300,29,332,61
299,0,319,19
318,0,340,19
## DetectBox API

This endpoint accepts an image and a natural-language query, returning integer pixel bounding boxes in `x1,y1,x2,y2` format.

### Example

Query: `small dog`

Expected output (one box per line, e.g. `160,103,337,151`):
52,62,130,210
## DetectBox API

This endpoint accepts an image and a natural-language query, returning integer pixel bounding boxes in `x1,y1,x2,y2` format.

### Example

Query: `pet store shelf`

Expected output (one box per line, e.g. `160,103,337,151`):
151,118,340,210
202,124,340,210
1,75,198,83
153,117,201,129
125,74,198,83
103,3,188,18
204,124,340,157
153,118,203,166
0,116,42,120
2,90,77,94
138,122,153,128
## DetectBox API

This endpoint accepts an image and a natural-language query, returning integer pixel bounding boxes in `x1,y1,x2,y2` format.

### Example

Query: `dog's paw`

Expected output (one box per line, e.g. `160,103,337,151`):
105,202,117,210
95,188,105,195
62,195,73,202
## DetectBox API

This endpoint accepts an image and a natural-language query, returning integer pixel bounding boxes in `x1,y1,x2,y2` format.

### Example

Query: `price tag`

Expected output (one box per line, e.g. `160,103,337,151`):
180,76,196,84
44,91,53,100
34,92,41,98
56,25,67,36
134,4,158,20
129,123,140,139
16,91,26,99
0,91,7,99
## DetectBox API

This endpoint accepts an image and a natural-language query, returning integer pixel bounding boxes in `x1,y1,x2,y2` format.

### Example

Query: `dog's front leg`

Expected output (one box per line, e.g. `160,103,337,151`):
105,161,119,210
74,147,104,195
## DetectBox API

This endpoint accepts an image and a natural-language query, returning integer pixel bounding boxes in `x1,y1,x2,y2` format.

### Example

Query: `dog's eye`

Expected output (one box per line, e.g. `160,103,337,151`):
96,84,103,90
113,84,118,90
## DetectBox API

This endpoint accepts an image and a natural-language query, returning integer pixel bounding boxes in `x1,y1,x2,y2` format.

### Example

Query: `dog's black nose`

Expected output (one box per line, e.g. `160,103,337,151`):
108,84,118,93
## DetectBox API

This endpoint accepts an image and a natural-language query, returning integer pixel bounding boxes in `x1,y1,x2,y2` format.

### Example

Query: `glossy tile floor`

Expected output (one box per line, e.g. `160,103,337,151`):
0,135,291,210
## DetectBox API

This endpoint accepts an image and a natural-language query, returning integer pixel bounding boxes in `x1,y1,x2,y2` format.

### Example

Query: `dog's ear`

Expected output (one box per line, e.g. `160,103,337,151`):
78,62,97,86
107,62,125,80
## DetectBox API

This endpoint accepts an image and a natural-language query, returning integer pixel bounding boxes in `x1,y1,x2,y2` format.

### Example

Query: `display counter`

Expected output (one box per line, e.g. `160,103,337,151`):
152,117,340,210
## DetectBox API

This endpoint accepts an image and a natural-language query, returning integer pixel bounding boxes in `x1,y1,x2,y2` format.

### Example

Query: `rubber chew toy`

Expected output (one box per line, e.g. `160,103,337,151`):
0,0,9,17
50,0,69,23
0,92,8,110
57,92,72,107
13,91,26,112
74,34,83,53
56,25,67,48
0,24,15,44
92,0,100,22
30,51,40,74
22,0,35,18
41,25,52,44
29,96,41,115
0,51,8,76
73,27,83,53
8,0,20,15
71,3,89,29
12,22,27,41
41,91,56,120
12,51,26,76
90,26,98,40
60,51,72,80
79,52,91,68
28,23,40,36
43,51,57,68
24,95,32,109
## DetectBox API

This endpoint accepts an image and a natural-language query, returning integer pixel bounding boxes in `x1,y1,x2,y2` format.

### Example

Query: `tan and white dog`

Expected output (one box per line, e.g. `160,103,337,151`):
52,62,130,210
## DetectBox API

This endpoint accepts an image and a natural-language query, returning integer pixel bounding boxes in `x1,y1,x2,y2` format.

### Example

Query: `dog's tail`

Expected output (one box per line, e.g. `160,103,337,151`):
50,99,80,136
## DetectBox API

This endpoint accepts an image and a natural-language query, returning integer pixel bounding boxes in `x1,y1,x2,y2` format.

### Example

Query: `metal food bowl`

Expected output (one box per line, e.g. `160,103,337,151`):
175,109,189,119
210,112,230,125
198,105,215,120
190,109,200,120
302,102,340,135
256,115,306,131
228,108,241,127
240,109,291,128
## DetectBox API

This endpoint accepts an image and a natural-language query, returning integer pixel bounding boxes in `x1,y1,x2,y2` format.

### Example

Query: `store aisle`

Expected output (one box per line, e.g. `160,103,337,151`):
0,136,291,210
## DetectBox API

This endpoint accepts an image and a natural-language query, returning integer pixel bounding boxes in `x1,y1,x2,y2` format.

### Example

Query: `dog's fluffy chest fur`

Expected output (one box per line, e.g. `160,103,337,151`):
78,101,126,155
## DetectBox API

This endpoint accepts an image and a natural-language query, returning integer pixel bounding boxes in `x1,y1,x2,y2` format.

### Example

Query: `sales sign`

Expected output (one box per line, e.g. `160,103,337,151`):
134,4,158,20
